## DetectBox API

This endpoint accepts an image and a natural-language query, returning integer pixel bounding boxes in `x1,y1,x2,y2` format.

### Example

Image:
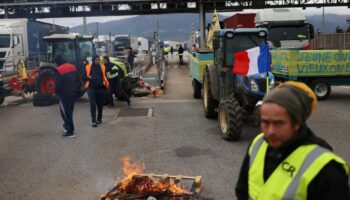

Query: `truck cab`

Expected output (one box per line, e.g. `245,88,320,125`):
203,28,274,140
0,26,26,76
255,8,314,49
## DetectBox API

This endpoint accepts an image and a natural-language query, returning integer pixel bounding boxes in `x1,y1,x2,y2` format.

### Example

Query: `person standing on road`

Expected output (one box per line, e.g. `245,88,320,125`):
84,55,109,127
54,55,80,138
103,56,130,107
178,45,184,65
236,81,349,200
170,46,174,58
127,47,134,70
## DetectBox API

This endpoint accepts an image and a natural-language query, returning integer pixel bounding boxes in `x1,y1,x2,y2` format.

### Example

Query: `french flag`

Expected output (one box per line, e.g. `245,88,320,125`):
233,44,270,76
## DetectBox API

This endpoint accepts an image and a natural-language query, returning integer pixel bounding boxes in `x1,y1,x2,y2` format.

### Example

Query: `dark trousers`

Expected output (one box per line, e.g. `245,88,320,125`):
59,95,76,133
108,78,130,106
87,88,106,123
179,55,183,65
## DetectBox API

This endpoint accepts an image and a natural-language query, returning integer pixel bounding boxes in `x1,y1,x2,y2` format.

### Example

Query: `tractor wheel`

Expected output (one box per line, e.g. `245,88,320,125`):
203,67,218,118
192,79,201,99
310,79,331,100
33,68,58,106
218,98,243,141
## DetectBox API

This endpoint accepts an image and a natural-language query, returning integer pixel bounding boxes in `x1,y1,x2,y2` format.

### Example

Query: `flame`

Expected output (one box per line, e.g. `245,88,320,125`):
119,156,145,190
169,179,190,194
111,156,192,200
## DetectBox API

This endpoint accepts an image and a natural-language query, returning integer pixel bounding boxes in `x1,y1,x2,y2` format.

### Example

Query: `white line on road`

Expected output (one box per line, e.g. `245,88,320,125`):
148,108,153,117
142,78,157,80
339,86,350,90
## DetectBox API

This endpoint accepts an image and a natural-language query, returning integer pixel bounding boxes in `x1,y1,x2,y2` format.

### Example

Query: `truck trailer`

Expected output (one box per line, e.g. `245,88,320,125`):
223,13,256,28
137,37,149,54
271,49,350,100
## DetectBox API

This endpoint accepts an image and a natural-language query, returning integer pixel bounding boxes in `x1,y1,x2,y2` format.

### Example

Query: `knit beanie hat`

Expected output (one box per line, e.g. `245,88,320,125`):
263,81,318,124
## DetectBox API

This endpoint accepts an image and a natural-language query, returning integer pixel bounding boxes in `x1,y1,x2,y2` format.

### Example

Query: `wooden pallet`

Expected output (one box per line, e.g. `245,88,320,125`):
101,173,202,200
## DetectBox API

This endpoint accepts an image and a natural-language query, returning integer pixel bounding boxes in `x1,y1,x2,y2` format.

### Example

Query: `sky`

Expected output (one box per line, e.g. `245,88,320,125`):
39,7,350,28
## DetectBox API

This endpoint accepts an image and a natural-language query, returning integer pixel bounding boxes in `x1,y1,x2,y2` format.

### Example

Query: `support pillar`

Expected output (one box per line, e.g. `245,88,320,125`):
199,2,206,48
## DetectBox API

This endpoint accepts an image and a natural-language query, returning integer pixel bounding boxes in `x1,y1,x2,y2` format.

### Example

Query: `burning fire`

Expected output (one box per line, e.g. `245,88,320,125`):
108,156,191,199
119,156,145,191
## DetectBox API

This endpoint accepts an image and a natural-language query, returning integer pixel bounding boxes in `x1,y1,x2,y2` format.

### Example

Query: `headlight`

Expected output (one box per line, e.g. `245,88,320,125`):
258,31,267,37
269,77,275,90
225,31,234,38
250,79,259,93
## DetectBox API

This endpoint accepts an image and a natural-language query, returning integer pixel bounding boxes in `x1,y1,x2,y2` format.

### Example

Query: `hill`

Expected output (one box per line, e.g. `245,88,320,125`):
70,13,350,41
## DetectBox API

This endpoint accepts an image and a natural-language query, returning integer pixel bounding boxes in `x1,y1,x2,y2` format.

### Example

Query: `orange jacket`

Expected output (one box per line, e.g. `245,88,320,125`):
84,64,109,88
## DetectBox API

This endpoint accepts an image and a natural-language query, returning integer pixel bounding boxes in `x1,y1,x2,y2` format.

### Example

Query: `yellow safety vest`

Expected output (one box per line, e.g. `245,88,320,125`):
248,133,349,200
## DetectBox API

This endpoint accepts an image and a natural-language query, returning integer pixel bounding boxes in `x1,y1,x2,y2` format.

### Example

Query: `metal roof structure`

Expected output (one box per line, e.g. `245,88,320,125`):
0,0,349,19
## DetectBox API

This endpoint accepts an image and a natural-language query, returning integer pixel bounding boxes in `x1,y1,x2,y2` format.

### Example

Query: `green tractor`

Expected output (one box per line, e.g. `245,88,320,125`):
203,28,274,140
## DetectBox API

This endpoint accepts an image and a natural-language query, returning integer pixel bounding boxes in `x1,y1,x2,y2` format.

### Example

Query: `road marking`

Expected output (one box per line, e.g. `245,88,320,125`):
339,86,350,90
142,77,157,80
148,108,154,117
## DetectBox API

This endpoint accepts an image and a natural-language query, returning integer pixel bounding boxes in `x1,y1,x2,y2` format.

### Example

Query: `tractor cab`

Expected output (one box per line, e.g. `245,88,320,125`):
212,28,271,100
43,34,95,74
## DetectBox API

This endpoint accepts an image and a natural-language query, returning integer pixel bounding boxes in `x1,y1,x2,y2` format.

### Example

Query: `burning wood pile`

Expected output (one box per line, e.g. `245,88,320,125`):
101,157,202,200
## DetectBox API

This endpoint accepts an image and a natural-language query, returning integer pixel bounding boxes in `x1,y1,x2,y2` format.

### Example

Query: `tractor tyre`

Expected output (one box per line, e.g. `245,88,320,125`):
192,79,202,99
218,98,243,141
33,68,58,106
203,67,218,118
310,79,331,100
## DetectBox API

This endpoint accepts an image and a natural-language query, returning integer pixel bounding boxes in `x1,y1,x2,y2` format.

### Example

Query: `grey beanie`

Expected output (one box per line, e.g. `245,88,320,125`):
263,85,313,124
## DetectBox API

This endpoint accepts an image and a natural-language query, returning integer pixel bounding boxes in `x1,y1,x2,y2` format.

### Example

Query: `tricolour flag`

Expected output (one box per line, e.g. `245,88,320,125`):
233,44,270,76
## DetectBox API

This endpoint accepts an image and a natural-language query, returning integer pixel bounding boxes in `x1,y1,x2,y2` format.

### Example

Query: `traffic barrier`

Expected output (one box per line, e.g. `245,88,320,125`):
138,78,161,97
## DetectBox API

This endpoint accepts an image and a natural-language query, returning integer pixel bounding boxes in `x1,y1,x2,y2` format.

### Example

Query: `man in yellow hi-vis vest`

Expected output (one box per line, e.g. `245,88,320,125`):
236,81,349,200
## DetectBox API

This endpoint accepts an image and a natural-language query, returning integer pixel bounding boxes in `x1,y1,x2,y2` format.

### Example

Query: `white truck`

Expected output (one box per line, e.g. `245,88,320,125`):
0,19,68,104
0,19,67,75
137,37,149,54
164,40,179,51
94,35,114,56
255,8,314,49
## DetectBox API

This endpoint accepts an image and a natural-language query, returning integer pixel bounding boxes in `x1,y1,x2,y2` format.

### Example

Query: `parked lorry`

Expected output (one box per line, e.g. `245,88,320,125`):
164,40,179,51
137,37,149,54
113,35,138,58
223,9,314,50
195,28,274,140
271,49,350,100
94,35,114,56
255,8,314,49
0,19,68,104
223,13,256,28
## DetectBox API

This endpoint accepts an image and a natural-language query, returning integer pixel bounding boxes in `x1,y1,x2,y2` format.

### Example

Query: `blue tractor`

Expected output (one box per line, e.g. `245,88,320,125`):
203,28,274,140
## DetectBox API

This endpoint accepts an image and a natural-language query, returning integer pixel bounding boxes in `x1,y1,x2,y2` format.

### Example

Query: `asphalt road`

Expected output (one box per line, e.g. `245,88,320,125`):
1,55,350,199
